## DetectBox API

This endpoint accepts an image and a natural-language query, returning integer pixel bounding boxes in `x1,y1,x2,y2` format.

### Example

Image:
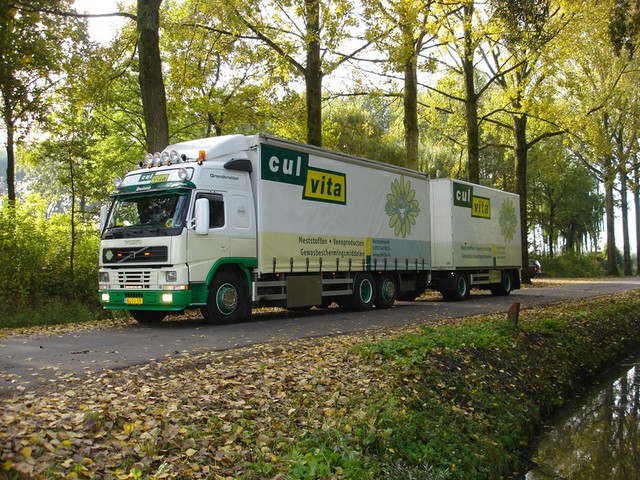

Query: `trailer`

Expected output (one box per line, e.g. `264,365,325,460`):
428,178,522,300
98,134,521,324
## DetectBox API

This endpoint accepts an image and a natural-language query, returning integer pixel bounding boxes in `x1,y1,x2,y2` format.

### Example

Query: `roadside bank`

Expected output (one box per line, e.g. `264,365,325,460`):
2,291,640,479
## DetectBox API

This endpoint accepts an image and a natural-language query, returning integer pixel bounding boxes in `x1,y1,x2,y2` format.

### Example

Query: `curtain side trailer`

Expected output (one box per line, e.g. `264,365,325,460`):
428,178,522,300
98,134,521,324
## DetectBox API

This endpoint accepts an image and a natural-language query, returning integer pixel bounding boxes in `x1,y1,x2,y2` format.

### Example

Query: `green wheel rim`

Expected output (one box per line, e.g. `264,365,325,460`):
457,276,467,297
360,279,373,303
382,279,395,302
503,273,511,291
216,284,238,315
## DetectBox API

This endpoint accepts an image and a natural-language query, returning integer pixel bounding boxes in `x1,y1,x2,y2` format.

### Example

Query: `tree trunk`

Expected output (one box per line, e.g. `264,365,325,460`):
69,152,76,283
619,164,632,275
305,0,322,147
3,110,15,203
137,0,169,152
462,2,479,184
548,204,554,258
514,114,529,283
604,162,619,275
404,57,419,171
634,170,640,275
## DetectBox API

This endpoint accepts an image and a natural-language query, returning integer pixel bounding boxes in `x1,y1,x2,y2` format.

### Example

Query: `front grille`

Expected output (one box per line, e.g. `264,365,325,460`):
103,246,168,264
117,270,152,288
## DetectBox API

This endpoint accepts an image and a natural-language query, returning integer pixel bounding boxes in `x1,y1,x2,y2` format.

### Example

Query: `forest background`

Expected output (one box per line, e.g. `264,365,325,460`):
1,0,639,324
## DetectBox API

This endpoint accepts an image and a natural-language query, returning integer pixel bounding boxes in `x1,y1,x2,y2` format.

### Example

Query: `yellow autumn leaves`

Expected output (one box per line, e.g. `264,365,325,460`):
1,336,389,479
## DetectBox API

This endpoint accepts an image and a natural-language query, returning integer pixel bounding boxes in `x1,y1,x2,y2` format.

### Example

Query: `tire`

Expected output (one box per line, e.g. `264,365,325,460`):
345,273,376,311
441,273,470,301
375,272,397,309
130,310,166,324
201,271,248,324
491,271,513,296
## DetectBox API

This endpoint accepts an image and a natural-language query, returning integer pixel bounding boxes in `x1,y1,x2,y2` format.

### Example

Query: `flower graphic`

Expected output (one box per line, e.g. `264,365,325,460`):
385,176,420,238
499,198,518,242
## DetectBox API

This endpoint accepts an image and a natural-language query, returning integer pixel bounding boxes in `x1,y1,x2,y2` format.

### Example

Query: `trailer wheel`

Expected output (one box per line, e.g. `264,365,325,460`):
491,271,513,296
441,273,470,301
130,310,166,324
375,272,397,309
346,273,376,311
201,271,248,324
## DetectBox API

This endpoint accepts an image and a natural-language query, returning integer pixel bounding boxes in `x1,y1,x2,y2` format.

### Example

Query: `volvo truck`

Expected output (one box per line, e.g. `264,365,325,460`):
98,134,521,323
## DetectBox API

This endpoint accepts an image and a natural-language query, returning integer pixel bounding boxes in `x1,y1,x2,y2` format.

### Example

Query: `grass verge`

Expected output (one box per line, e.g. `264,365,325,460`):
0,298,109,330
2,291,640,479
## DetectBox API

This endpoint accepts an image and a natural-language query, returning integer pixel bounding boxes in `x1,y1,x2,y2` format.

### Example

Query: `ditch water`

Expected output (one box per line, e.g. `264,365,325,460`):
523,351,640,479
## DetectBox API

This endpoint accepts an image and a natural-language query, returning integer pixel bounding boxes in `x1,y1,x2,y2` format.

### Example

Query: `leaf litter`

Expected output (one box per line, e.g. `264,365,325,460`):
1,330,393,479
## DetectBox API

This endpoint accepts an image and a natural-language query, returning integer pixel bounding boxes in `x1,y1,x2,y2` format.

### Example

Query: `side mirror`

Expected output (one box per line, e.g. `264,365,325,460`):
194,198,210,235
99,205,108,233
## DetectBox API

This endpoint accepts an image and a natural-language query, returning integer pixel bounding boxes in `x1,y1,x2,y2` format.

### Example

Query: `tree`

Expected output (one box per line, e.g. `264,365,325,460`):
609,0,640,57
23,108,94,283
528,138,603,255
481,0,570,281
435,1,484,183
558,0,640,275
363,0,439,171
322,96,404,164
163,0,301,139
458,1,480,184
137,0,169,152
29,0,170,153
0,0,88,203
421,70,481,179
222,0,372,147
607,0,640,274
72,0,171,152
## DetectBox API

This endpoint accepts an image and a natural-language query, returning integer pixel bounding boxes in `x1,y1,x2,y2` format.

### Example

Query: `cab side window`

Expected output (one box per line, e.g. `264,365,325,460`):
197,193,224,229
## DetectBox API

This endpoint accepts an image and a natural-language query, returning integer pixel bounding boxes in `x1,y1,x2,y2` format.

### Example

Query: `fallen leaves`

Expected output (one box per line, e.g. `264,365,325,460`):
0,334,388,479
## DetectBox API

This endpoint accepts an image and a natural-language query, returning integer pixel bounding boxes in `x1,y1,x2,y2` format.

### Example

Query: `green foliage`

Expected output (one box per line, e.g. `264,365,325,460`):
1,299,105,329
322,96,405,165
0,196,100,320
528,139,604,254
0,0,90,199
354,293,640,479
608,0,640,57
534,252,612,277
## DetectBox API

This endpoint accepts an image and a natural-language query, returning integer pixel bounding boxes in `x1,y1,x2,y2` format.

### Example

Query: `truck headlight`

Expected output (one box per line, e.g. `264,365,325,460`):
99,272,110,283
101,293,110,303
165,271,177,282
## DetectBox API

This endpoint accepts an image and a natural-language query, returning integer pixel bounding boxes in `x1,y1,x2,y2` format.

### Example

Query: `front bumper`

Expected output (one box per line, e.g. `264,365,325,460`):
98,289,192,311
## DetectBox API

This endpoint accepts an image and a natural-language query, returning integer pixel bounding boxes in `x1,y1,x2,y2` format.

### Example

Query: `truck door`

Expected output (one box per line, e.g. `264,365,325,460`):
187,192,230,283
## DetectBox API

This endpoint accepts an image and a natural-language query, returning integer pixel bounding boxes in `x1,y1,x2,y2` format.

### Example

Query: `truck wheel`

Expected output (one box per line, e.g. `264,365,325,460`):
201,271,248,324
130,310,166,324
346,272,376,311
375,272,396,309
491,271,513,296
441,273,470,301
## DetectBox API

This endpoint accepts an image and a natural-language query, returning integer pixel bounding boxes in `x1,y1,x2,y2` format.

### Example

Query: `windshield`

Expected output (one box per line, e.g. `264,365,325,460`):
103,190,191,239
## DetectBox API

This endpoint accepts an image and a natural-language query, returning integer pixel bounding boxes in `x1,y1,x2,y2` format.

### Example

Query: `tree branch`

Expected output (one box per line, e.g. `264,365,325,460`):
12,1,136,21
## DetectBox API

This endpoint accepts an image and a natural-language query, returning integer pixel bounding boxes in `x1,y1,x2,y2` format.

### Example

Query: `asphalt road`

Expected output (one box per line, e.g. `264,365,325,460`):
1,278,639,395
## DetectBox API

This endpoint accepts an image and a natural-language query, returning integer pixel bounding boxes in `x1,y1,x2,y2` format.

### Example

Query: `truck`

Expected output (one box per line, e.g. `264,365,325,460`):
98,134,521,324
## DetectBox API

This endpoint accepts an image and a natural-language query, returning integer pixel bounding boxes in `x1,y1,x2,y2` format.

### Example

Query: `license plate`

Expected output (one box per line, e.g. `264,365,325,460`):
125,297,143,305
